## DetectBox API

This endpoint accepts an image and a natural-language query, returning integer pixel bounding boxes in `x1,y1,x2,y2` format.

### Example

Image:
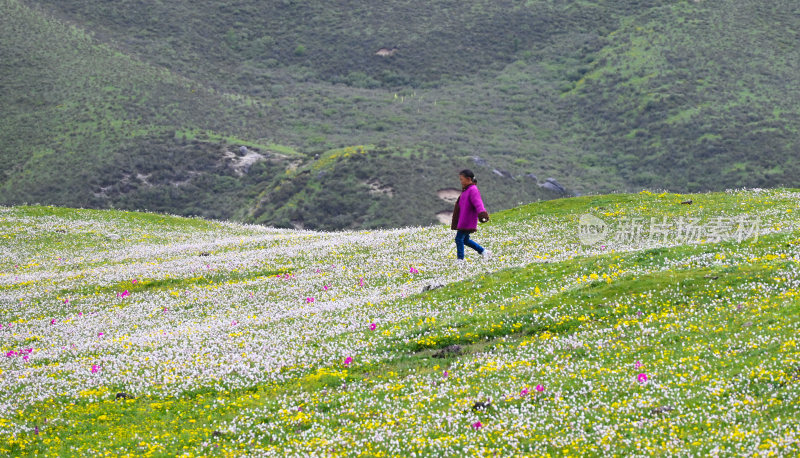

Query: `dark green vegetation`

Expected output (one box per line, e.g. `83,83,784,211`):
2,0,799,229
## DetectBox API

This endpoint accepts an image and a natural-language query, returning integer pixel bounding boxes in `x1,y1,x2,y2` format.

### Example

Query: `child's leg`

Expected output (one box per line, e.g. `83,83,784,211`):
454,231,467,259
463,233,485,254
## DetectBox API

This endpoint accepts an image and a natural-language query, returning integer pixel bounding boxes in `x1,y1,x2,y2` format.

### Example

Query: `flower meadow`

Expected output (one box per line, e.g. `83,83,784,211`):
1,189,799,457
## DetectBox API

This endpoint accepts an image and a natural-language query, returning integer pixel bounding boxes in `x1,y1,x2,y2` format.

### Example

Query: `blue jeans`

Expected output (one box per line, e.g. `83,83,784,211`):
455,230,484,259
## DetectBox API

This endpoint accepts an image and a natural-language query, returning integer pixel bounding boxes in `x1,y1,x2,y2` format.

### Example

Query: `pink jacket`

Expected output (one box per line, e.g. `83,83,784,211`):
451,184,488,231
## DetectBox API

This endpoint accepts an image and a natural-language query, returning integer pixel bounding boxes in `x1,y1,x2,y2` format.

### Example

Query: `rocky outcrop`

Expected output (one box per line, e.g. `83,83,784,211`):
223,148,265,176
437,188,460,204
540,177,568,194
435,210,453,224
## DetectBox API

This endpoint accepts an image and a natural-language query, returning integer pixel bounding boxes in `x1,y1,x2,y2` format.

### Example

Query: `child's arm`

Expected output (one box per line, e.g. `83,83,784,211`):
470,188,489,223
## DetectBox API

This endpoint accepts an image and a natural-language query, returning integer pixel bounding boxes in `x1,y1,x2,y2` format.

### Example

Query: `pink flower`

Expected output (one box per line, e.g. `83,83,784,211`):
50,319,56,325
471,421,483,429
322,285,330,291
306,297,315,303
635,361,643,369
637,373,648,383
98,332,104,337
520,387,530,397
22,355,29,361
63,298,69,304
344,356,353,366
369,322,377,331
409,266,419,274
118,290,130,299
358,277,365,287
91,365,100,374
535,384,544,392
443,371,449,378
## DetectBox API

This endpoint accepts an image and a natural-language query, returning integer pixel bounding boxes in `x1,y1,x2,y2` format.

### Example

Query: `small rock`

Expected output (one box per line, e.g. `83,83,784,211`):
432,345,463,358
472,156,489,167
650,405,675,415
212,430,223,438
239,146,248,155
681,199,693,205
540,178,567,194
472,401,491,411
199,252,211,257
421,283,445,293
115,392,134,400
743,321,753,327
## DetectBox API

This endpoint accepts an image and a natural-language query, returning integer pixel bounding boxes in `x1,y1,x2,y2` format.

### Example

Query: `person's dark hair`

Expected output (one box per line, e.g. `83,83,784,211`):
459,169,477,184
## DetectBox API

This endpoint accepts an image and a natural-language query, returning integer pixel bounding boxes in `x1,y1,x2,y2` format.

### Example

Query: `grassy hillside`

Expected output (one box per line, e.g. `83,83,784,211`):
1,189,799,455
563,2,800,190
0,0,289,218
24,0,637,88
0,0,561,228
2,0,800,229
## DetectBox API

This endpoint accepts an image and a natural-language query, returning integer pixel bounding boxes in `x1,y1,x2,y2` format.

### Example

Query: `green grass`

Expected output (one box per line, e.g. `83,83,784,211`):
2,189,799,455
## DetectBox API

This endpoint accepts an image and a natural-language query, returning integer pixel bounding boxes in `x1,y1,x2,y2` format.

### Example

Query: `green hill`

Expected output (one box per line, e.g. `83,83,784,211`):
1,189,799,455
1,0,799,229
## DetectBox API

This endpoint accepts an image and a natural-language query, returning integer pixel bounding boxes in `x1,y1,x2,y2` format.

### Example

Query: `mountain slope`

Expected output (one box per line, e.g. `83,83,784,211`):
1,0,799,229
0,0,290,218
562,1,800,190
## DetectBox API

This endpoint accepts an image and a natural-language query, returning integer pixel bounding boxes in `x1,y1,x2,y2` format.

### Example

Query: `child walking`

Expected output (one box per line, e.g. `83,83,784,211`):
450,169,491,261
